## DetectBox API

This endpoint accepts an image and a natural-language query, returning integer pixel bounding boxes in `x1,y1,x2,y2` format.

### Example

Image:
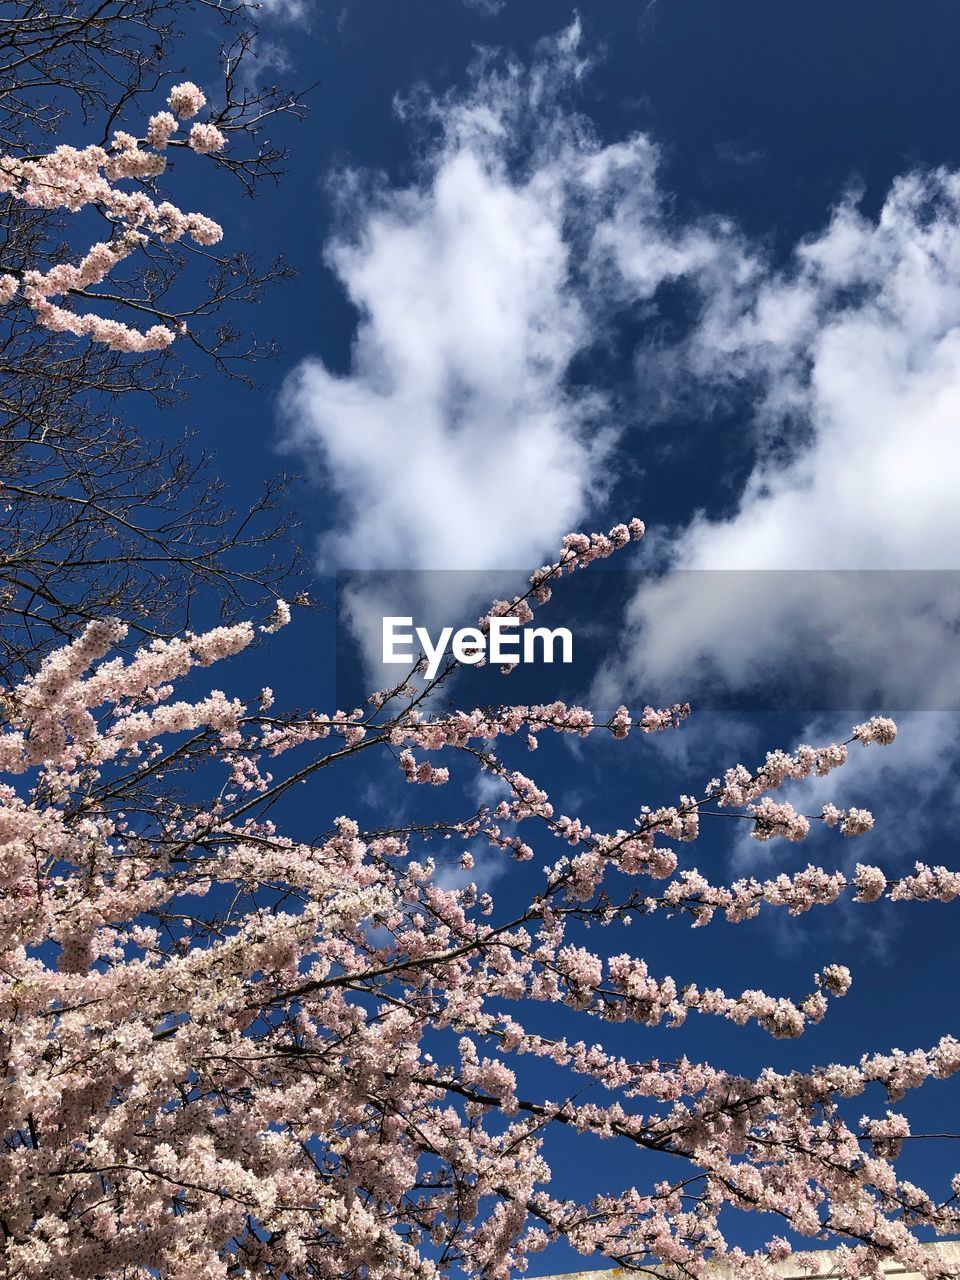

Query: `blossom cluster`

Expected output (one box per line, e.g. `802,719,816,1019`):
0,83,226,350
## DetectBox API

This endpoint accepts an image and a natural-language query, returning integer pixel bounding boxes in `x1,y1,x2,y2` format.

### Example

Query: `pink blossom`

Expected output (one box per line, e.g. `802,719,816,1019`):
188,122,227,154
146,110,178,147
167,80,207,119
0,89,225,350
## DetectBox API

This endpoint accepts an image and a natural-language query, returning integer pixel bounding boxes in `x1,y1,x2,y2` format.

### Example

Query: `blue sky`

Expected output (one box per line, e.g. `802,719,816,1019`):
152,3,960,1269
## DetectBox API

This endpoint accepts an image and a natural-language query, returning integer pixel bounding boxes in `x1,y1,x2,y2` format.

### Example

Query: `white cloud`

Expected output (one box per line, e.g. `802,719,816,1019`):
255,0,311,24
279,21,736,573
602,170,960,715
237,38,293,92
462,0,506,15
686,170,960,572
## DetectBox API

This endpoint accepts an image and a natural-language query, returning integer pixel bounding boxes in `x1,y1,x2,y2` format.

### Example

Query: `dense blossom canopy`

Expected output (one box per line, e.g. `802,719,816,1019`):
1,521,958,1278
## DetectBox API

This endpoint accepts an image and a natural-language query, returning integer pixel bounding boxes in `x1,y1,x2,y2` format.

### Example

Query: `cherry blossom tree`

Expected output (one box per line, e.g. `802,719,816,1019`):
2,16,959,1280
0,1,304,360
0,4,307,685
1,517,959,1279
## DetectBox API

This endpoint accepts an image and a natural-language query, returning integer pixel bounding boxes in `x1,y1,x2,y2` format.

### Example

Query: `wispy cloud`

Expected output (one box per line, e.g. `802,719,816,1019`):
602,171,960,719
462,0,506,15
279,21,737,574
687,170,960,573
256,0,312,25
